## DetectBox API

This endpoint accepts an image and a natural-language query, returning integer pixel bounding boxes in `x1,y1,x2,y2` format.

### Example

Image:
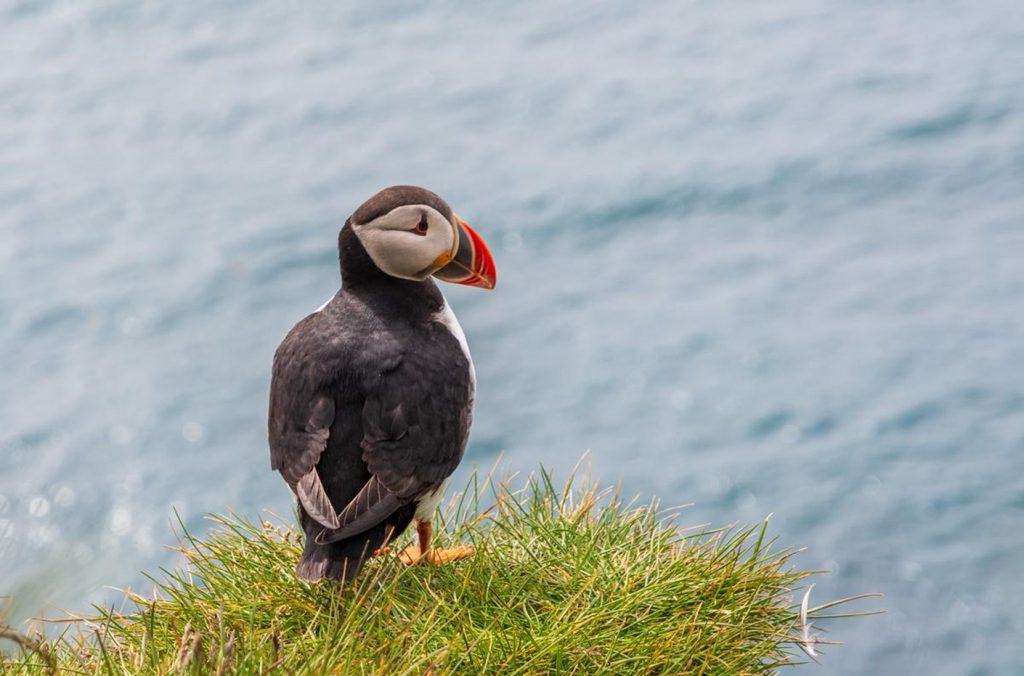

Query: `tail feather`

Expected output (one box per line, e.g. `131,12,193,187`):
296,505,416,582
296,539,359,582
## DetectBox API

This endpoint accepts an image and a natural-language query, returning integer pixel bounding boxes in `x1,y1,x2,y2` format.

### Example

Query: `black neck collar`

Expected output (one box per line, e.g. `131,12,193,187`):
337,222,443,317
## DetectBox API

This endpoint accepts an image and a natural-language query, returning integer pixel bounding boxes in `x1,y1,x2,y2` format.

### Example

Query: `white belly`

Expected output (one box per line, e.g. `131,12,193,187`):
433,299,476,399
414,481,447,522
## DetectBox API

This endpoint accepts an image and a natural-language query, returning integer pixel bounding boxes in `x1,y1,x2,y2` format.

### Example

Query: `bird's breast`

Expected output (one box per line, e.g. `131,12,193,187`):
432,299,476,400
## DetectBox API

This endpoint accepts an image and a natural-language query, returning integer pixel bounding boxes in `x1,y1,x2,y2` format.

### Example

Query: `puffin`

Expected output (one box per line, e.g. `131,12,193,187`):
268,185,496,582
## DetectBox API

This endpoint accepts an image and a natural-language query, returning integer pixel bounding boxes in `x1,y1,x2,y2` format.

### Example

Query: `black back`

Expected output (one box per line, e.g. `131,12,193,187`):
268,217,473,581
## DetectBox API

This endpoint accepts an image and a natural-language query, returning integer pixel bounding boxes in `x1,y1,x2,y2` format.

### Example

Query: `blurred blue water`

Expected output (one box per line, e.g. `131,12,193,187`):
2,1,1024,672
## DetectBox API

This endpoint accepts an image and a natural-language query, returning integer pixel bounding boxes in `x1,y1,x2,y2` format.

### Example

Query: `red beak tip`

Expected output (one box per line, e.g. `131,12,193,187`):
462,219,497,291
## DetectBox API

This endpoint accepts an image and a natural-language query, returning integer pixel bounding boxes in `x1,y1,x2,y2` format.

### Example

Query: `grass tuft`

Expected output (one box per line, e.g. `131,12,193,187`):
2,466,878,674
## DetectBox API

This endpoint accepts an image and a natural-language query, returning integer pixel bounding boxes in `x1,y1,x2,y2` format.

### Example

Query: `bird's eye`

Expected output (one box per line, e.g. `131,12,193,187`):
415,216,429,234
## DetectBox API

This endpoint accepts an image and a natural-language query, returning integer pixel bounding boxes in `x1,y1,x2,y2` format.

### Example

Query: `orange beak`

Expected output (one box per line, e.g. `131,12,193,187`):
433,215,497,290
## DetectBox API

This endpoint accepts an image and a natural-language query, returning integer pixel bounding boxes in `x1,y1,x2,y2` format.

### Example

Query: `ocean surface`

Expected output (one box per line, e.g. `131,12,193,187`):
2,1,1023,672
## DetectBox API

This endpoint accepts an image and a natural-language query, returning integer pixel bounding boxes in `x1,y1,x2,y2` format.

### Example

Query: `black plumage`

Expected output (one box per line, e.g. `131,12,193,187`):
268,188,475,582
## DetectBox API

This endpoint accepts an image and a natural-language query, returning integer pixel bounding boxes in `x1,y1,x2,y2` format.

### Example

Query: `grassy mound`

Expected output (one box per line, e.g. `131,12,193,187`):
2,467,875,674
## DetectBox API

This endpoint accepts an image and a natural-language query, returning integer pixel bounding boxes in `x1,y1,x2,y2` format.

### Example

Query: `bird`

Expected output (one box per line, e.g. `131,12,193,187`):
268,185,496,582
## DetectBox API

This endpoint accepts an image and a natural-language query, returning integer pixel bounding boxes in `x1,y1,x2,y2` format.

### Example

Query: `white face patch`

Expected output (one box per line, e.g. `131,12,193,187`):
352,204,457,281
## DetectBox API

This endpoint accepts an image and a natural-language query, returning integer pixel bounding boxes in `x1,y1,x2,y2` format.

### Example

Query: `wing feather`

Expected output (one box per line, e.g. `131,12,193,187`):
296,468,340,530
315,475,411,544
268,372,339,529
315,347,471,543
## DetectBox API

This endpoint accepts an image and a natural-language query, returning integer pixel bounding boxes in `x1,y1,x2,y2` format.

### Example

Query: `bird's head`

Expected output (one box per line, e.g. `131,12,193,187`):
343,185,496,290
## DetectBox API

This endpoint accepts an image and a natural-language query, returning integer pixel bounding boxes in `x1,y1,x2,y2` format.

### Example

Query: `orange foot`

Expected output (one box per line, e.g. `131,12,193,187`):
399,545,476,566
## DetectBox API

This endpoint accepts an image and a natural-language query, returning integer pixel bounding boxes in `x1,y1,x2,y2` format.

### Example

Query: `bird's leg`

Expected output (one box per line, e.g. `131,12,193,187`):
418,520,432,555
398,521,474,566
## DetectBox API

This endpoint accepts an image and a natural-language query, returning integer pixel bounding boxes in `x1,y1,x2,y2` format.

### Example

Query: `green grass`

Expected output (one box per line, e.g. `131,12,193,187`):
1,465,878,674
